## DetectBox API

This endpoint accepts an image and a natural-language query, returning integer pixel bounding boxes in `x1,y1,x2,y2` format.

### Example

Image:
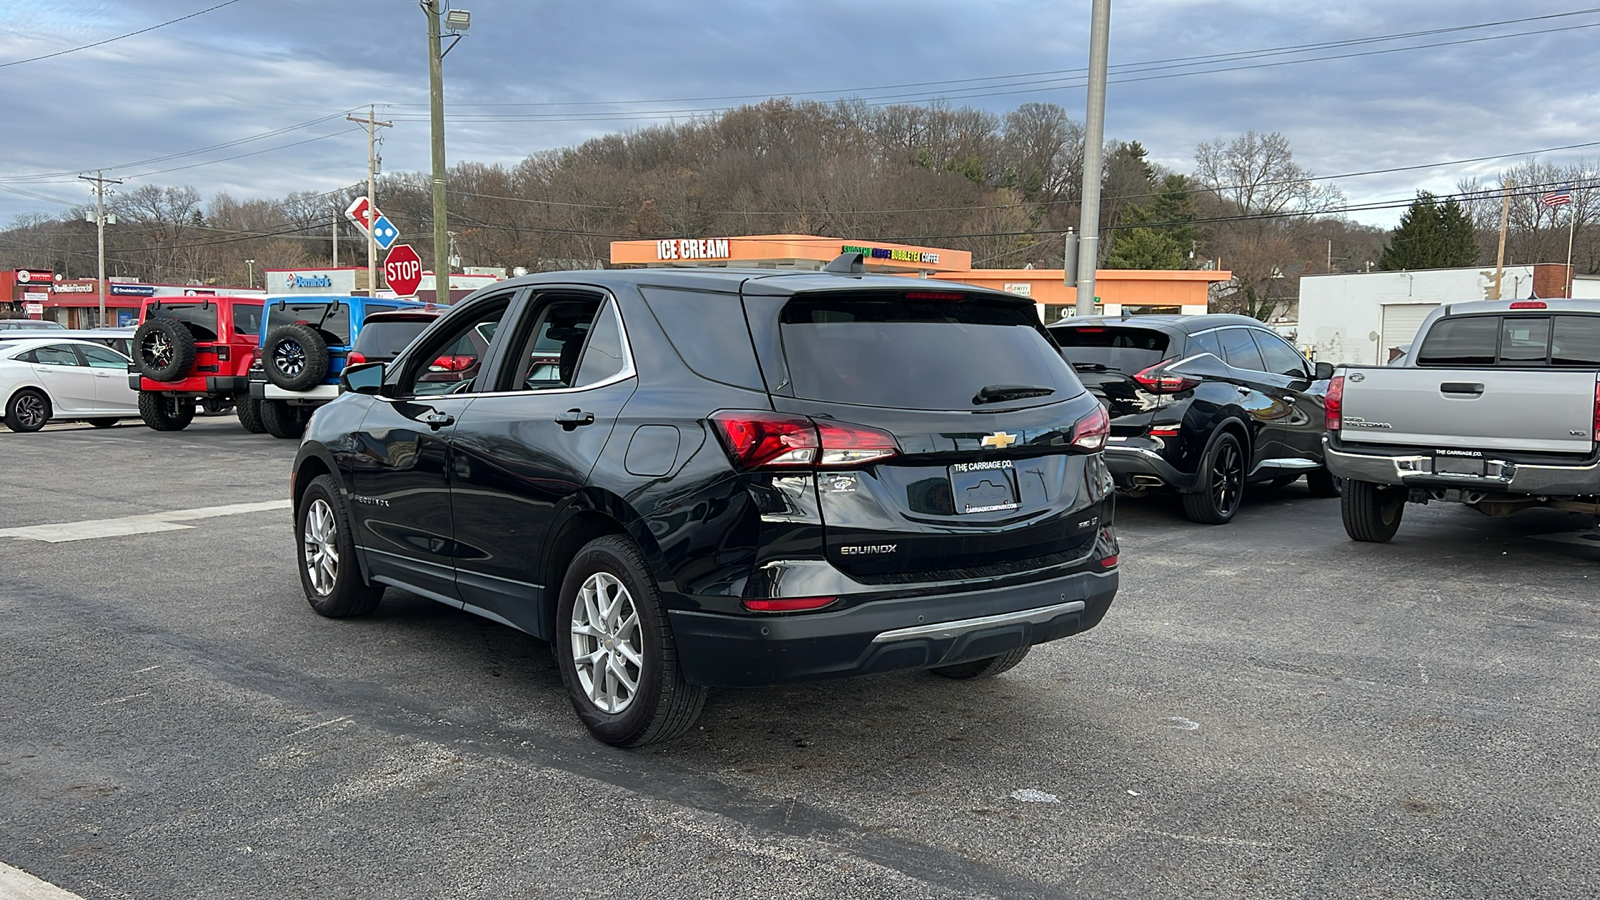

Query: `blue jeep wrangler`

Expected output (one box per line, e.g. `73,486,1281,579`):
245,294,427,438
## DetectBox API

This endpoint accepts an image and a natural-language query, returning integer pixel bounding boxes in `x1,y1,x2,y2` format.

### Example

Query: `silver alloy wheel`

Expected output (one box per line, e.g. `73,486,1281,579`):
14,393,46,429
275,340,306,377
144,333,173,367
569,571,644,714
302,498,339,596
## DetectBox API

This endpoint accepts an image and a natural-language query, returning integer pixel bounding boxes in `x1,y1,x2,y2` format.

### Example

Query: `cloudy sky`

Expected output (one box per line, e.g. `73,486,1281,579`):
1,0,1597,232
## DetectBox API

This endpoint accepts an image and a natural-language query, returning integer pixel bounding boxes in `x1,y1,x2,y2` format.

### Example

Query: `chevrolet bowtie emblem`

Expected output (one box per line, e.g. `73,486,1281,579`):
980,431,1018,449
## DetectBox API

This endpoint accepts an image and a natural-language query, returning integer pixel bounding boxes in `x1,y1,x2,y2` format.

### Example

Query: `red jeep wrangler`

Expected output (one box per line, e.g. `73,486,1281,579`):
127,296,264,431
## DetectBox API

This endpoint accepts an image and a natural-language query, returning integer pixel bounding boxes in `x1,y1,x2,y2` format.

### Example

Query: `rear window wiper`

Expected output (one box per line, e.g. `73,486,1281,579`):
1071,362,1108,372
973,384,1055,405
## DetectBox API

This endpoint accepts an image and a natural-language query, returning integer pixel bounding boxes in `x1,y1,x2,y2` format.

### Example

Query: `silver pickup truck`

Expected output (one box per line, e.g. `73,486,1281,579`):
1323,297,1600,541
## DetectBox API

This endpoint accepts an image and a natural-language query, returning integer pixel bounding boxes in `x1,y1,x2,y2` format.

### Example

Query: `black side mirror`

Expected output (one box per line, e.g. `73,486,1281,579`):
340,360,386,395
1314,361,1335,380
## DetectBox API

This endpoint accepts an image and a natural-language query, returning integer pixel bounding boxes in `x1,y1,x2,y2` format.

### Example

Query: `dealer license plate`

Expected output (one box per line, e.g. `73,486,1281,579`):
949,460,1021,514
1431,454,1487,477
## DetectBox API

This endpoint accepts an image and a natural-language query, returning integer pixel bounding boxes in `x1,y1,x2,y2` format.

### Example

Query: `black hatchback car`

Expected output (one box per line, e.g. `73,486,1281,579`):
291,257,1120,746
1048,314,1339,525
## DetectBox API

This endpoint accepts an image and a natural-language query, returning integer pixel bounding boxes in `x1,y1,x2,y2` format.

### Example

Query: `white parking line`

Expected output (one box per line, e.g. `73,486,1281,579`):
0,500,292,543
0,862,86,899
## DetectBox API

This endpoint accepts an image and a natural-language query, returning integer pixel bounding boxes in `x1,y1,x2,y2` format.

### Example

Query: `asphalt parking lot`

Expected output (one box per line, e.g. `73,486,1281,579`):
2,418,1597,899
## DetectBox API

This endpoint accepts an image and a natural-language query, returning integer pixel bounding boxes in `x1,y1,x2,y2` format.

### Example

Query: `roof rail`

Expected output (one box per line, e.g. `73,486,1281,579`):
823,252,865,275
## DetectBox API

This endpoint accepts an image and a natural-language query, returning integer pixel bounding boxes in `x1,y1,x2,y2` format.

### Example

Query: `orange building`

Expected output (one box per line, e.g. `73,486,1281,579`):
609,234,1229,321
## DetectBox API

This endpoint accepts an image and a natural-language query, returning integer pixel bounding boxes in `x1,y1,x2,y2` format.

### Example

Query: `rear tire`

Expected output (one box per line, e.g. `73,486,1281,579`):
265,324,330,391
1341,479,1405,542
1181,432,1245,525
296,474,384,617
132,318,196,381
261,399,305,439
929,645,1032,680
1306,467,1342,498
236,397,267,434
87,418,118,428
556,535,707,747
137,392,194,431
3,388,51,432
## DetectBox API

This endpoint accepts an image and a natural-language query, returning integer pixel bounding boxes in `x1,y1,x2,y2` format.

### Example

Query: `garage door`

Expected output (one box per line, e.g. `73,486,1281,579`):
1380,304,1438,363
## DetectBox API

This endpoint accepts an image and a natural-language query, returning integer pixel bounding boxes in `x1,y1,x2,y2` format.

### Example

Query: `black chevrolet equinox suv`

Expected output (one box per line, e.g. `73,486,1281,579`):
291,256,1119,746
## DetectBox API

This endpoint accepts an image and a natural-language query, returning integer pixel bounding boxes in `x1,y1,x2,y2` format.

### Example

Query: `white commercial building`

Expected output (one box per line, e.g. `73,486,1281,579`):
1299,264,1600,365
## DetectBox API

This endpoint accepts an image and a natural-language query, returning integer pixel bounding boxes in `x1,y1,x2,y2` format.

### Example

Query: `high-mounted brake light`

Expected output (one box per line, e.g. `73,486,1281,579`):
742,596,837,612
711,412,900,470
1075,327,1106,333
1326,374,1344,431
1133,361,1198,394
1510,301,1547,309
903,291,964,300
1070,404,1110,452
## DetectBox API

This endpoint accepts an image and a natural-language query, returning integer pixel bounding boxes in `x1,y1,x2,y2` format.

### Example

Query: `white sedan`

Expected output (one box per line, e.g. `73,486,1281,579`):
0,337,140,432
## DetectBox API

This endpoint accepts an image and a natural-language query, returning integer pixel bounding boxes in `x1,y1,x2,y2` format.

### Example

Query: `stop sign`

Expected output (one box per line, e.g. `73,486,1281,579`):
383,244,422,297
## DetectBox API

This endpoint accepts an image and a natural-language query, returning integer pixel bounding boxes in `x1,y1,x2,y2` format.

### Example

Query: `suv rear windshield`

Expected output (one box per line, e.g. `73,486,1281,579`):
1417,314,1600,367
150,303,219,342
779,296,1079,410
353,319,434,360
268,303,352,345
1050,325,1171,373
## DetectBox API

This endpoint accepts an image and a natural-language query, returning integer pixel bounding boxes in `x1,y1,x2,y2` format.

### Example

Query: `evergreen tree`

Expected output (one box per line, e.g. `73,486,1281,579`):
1380,192,1478,269
1104,175,1200,269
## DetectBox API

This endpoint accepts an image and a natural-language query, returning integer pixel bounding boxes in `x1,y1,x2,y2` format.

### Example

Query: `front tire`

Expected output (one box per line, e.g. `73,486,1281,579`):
556,535,706,747
261,399,305,439
3,389,51,432
137,392,194,431
236,397,267,434
87,418,118,428
1342,479,1405,542
1181,431,1245,525
296,475,383,617
929,645,1031,680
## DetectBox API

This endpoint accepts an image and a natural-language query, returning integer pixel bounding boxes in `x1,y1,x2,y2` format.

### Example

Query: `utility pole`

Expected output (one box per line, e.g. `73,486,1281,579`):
79,170,122,327
1492,180,1512,299
1074,0,1112,317
426,1,449,305
347,106,391,296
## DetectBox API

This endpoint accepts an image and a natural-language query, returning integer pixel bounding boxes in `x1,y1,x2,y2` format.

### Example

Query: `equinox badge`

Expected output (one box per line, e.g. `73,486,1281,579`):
980,431,1018,449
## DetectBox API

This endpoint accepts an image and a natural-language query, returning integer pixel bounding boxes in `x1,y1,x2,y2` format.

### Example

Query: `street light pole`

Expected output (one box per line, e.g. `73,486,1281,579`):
246,259,255,289
425,1,449,305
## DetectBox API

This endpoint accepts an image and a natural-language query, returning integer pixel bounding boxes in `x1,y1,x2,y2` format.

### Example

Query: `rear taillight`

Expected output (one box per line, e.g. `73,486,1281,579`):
1326,374,1344,431
430,354,473,372
1133,361,1198,394
742,597,837,613
1069,404,1110,452
711,412,900,470
1592,376,1600,442
348,351,368,365
1096,525,1119,568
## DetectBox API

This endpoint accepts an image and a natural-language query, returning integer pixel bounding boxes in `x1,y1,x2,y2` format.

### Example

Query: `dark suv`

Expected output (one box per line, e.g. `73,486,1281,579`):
291,258,1119,746
1049,314,1339,524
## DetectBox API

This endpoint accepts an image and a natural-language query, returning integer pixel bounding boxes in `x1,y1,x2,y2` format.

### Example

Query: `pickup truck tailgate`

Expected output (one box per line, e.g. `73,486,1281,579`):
1339,367,1596,454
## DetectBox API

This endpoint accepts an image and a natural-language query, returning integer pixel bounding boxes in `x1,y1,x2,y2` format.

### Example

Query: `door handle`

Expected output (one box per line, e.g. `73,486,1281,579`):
1440,382,1484,396
556,408,595,430
422,410,455,430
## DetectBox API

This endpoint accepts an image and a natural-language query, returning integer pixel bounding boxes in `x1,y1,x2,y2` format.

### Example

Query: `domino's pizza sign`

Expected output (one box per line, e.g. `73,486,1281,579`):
269,269,356,295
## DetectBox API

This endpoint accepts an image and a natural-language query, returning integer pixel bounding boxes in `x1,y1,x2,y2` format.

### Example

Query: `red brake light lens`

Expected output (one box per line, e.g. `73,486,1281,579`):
742,596,837,612
1070,404,1110,452
1326,374,1344,431
814,420,899,466
711,412,899,469
347,351,368,365
903,291,964,300
1133,361,1199,394
1510,301,1547,309
1592,376,1600,442
429,354,474,372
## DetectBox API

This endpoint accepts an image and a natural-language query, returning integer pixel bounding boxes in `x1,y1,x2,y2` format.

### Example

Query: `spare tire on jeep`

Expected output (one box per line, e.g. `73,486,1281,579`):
264,324,330,392
132,318,197,382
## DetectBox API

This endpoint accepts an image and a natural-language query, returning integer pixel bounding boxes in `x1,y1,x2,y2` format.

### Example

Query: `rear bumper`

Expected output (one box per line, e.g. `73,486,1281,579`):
250,381,339,403
669,568,1118,687
1103,438,1197,491
130,375,247,394
1323,436,1600,496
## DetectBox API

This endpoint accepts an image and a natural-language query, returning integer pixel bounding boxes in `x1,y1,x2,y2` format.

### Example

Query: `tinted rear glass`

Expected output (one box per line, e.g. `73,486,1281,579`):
353,320,433,360
268,303,352,345
233,303,263,338
780,297,1079,410
1552,316,1600,366
1050,325,1170,372
1417,316,1502,366
642,287,765,390
150,303,218,342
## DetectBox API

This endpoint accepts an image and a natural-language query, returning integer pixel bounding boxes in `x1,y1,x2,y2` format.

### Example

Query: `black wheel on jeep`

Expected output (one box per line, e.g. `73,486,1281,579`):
1342,479,1404,542
297,474,384,618
265,324,330,392
929,645,1032,680
137,391,194,432
132,318,196,382
556,535,707,747
1181,431,1245,525
260,399,305,439
236,396,267,434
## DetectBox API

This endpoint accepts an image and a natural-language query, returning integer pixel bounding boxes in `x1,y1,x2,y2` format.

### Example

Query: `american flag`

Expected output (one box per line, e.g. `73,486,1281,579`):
1542,188,1573,207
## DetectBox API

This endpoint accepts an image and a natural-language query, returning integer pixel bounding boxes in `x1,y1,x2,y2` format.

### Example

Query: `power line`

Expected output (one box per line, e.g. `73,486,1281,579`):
0,0,246,69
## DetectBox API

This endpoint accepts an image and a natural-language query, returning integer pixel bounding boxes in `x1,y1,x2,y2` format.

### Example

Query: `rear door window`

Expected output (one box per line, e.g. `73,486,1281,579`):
150,303,219,342
1416,316,1499,366
1217,327,1266,371
779,296,1079,410
1186,329,1224,359
1049,325,1170,373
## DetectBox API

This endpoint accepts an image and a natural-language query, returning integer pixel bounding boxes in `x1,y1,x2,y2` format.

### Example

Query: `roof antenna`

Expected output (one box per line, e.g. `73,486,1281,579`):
823,252,865,275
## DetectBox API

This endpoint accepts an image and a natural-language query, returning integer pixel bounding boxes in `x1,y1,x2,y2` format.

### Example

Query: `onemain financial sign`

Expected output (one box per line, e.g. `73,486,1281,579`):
269,269,357,295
